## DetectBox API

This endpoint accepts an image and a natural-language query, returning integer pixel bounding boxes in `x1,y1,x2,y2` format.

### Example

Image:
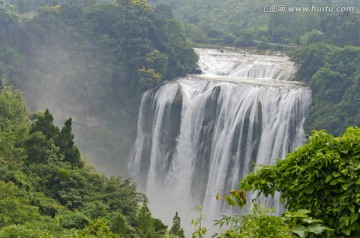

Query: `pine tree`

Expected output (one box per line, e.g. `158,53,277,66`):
57,118,82,167
29,109,59,140
26,109,60,164
137,202,155,237
26,110,82,166
169,212,185,238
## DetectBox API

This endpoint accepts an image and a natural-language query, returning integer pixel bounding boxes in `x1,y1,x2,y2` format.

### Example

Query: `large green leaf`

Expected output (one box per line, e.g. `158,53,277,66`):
303,217,323,224
308,223,328,234
332,172,341,178
325,175,332,183
350,213,359,225
291,225,308,238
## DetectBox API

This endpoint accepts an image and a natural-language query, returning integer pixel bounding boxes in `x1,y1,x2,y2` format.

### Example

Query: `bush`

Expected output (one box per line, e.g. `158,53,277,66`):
240,127,360,236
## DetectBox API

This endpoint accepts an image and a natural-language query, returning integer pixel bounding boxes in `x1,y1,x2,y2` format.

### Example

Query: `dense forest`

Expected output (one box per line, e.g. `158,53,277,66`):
0,0,198,175
0,86,191,237
287,11,360,136
147,0,360,47
292,44,360,136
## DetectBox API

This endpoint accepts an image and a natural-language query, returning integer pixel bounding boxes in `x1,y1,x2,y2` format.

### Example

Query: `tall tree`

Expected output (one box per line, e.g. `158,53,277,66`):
29,109,59,140
169,212,185,238
137,201,155,237
57,118,82,167
25,109,60,164
0,85,28,161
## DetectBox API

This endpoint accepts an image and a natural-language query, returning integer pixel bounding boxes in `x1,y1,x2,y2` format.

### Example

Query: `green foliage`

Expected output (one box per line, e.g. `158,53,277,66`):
80,217,121,238
282,209,332,238
0,85,28,130
321,12,360,47
169,212,185,238
0,46,22,83
311,65,347,103
25,110,82,167
293,44,360,135
147,0,360,48
191,206,207,238
5,0,97,13
25,131,60,164
153,218,168,236
191,202,330,237
138,50,168,89
290,16,360,137
0,88,167,237
292,42,336,82
300,30,324,46
181,23,208,44
0,224,55,238
268,12,320,44
240,127,360,236
214,190,332,237
30,191,65,217
214,205,292,238
59,210,90,229
57,118,82,166
109,213,137,237
0,181,41,227
219,189,247,208
137,202,155,237
29,109,60,141
154,3,173,19
138,67,162,89
0,85,28,161
148,0,268,45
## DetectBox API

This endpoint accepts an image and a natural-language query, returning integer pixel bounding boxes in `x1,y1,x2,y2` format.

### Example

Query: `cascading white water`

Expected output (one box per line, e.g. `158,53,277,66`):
197,49,296,80
129,48,311,233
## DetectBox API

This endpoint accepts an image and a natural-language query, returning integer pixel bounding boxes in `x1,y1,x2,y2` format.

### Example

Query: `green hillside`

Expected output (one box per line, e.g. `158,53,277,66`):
0,86,174,237
0,0,198,175
147,0,360,47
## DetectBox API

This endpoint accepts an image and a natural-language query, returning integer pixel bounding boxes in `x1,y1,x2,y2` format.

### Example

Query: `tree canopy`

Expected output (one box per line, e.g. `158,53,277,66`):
145,0,359,47
240,127,360,237
0,86,171,237
292,43,360,136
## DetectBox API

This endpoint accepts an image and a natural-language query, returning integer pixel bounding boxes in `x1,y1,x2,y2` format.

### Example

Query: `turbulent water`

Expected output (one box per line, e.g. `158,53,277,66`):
129,48,311,231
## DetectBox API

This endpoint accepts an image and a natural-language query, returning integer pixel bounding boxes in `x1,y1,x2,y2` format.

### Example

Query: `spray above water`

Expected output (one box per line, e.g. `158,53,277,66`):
129,48,311,232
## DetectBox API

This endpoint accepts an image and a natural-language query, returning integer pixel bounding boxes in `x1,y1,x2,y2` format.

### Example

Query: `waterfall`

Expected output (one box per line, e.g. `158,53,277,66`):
129,48,311,231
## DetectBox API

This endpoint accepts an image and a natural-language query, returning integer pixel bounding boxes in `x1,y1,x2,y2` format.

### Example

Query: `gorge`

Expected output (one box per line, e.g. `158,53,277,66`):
129,48,312,229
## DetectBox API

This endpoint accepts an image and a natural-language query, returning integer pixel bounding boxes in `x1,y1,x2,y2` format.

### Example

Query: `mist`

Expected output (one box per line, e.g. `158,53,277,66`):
2,0,197,178
20,43,136,176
